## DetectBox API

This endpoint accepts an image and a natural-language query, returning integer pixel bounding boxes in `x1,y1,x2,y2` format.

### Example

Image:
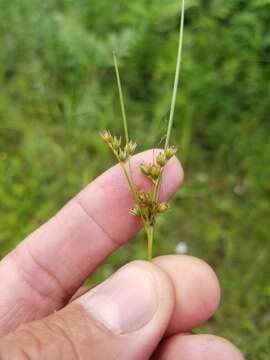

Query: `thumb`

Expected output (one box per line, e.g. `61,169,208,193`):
0,261,174,360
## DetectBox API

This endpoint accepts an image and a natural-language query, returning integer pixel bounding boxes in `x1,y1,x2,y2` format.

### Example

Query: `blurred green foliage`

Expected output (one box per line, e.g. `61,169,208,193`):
0,0,270,358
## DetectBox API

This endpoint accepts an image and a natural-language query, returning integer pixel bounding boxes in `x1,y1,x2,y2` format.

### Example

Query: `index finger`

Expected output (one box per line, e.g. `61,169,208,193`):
0,149,183,335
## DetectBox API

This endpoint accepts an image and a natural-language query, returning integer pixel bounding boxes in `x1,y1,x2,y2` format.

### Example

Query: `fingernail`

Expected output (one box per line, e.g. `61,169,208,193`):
79,266,157,334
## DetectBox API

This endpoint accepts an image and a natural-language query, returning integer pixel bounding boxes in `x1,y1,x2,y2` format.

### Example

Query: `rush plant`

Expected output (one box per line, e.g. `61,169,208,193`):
101,0,185,260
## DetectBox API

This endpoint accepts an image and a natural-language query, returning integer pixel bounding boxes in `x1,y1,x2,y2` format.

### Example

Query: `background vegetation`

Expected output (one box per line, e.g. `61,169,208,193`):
0,0,269,358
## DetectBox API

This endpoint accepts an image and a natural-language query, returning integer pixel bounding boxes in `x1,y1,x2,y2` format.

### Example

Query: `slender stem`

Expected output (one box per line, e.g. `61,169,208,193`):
147,226,154,261
153,0,185,205
113,51,137,197
113,51,129,144
165,0,185,150
152,180,159,202
127,157,136,196
119,162,138,201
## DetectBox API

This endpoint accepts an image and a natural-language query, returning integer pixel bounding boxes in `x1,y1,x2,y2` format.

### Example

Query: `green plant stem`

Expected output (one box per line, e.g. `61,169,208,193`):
152,180,159,202
113,51,136,196
113,50,129,144
146,225,154,261
119,162,138,201
153,0,185,205
165,0,185,150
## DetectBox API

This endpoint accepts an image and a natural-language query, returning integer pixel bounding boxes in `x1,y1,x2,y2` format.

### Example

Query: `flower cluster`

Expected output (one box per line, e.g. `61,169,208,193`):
131,193,169,226
140,147,177,183
101,130,177,227
100,130,137,163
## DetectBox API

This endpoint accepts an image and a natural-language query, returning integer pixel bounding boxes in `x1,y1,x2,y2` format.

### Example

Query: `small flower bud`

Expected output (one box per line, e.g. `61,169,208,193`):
112,136,121,150
130,206,142,217
157,202,169,213
149,165,161,180
138,191,152,205
118,149,128,162
126,141,137,155
100,130,112,144
140,163,151,176
165,146,177,160
156,152,167,167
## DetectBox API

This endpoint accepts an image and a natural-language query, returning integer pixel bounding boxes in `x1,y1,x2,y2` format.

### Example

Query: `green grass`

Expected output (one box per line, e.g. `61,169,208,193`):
0,0,270,358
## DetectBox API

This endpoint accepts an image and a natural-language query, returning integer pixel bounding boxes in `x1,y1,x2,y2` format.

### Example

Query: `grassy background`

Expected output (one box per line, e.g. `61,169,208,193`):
0,0,270,358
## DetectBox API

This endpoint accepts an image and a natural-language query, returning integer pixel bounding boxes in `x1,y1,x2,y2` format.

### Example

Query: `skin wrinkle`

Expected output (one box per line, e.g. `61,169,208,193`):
10,246,69,309
24,242,71,302
45,319,80,360
0,300,25,331
51,199,114,280
85,183,140,237
20,349,32,360
82,305,119,339
74,196,123,248
2,348,31,360
2,327,42,360
9,253,56,311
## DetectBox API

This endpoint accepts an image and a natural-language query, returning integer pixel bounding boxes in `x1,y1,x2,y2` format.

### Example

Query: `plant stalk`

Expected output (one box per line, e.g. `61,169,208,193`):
153,0,185,205
165,0,185,150
113,50,129,144
119,162,138,201
146,225,154,261
113,51,137,199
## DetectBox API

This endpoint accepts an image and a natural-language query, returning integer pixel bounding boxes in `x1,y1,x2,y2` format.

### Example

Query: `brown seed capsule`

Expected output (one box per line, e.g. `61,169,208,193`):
165,146,177,160
156,152,167,167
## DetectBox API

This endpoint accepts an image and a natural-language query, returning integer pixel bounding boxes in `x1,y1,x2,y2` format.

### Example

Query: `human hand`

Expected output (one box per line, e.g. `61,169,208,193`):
0,150,245,359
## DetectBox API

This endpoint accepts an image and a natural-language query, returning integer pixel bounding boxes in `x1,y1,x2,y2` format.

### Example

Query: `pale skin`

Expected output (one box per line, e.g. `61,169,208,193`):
0,150,245,359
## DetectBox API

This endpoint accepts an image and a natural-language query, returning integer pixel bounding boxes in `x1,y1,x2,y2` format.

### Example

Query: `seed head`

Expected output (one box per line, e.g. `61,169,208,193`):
130,206,142,217
156,152,167,167
149,165,161,180
157,202,169,213
125,141,137,156
112,136,121,150
138,191,152,205
100,130,113,144
140,163,151,176
118,149,128,162
165,146,177,160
